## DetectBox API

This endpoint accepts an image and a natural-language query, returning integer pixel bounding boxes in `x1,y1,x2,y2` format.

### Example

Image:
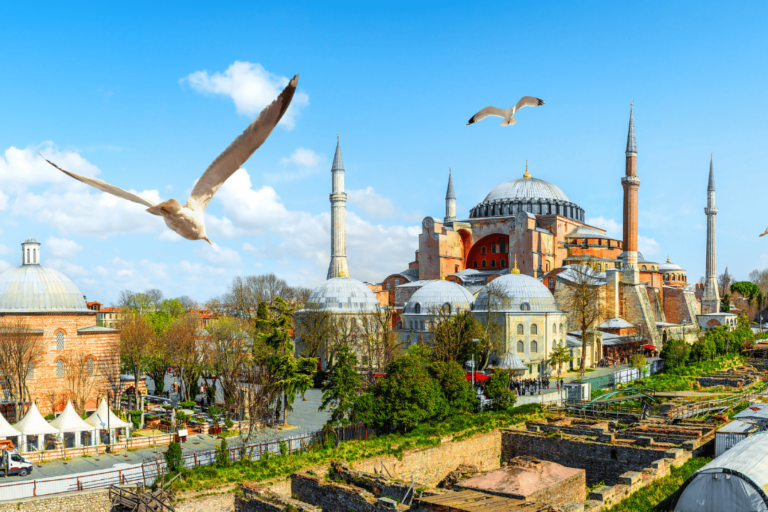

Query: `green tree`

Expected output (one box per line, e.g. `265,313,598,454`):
659,339,691,369
320,344,363,426
164,442,183,473
374,354,447,432
430,311,486,364
731,281,760,300
484,371,516,411
721,294,731,313
427,361,478,415
548,344,573,378
215,437,229,467
630,354,647,374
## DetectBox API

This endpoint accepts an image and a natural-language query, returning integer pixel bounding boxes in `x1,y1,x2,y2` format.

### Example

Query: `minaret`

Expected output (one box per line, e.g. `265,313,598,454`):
327,136,349,279
702,156,720,313
621,102,640,284
444,168,457,223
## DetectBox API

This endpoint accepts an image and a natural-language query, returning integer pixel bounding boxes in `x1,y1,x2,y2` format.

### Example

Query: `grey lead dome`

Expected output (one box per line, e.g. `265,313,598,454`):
483,176,570,203
474,273,559,312
0,265,89,313
403,280,475,314
305,277,380,312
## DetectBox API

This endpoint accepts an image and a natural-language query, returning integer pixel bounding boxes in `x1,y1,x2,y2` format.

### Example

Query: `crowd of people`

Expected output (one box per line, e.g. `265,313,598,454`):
509,377,565,396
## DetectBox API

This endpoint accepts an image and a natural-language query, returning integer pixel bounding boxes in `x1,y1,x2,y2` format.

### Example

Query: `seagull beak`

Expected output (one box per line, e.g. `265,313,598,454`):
204,237,213,245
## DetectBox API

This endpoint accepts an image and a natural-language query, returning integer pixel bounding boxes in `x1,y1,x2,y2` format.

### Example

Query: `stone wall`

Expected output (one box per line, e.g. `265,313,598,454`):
621,284,661,347
330,462,416,503
292,473,380,512
501,430,678,486
235,482,320,512
0,489,113,512
351,430,501,487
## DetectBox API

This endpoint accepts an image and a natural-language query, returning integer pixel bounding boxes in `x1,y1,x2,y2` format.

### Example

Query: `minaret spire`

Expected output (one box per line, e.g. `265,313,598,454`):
444,168,457,223
626,100,637,155
327,137,349,279
702,154,720,313
621,102,640,284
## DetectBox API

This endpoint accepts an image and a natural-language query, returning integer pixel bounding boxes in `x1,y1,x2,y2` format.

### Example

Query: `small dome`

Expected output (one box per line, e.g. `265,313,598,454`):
23,238,39,244
0,265,89,313
659,257,684,272
474,274,559,312
484,177,570,204
404,280,474,315
599,318,634,329
305,277,380,312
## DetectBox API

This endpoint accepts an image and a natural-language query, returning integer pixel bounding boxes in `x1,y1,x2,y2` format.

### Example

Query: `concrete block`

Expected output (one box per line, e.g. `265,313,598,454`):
665,448,686,461
560,503,585,512
588,485,615,501
635,436,653,446
619,471,643,486
377,497,398,509
599,433,615,443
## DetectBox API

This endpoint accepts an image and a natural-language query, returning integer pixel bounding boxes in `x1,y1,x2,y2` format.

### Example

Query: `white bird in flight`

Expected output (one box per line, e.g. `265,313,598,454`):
467,96,545,126
41,75,299,245
760,227,768,237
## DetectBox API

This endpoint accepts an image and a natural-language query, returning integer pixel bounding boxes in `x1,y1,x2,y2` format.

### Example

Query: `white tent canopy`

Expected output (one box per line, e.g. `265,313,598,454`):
84,398,130,430
50,401,95,433
13,403,59,436
0,410,21,438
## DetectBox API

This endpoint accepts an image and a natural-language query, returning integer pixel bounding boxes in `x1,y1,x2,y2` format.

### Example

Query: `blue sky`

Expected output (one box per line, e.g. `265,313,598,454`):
1,1,766,305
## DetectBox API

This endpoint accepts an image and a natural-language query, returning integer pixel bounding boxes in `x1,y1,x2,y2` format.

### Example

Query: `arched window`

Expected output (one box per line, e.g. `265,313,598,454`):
473,261,478,269
442,303,451,315
56,359,64,378
56,332,64,351
559,324,564,333
641,265,647,270
396,321,402,329
531,341,538,352
491,259,496,268
420,321,425,330
500,259,506,267
414,303,421,314
517,341,524,353
546,261,550,271
517,324,524,335
531,324,538,335
520,302,530,311
481,247,487,255
481,260,487,268
552,323,556,333
86,358,94,376
548,277,555,289
26,362,34,379
491,243,496,254
552,340,556,350
394,278,400,286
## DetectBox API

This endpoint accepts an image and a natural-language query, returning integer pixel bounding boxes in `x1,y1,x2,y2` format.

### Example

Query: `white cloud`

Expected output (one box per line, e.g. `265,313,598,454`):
638,235,661,256
194,243,242,266
45,258,88,277
0,244,11,255
280,148,321,168
586,216,622,238
0,260,11,273
0,190,8,211
181,61,309,129
45,236,83,258
347,186,423,222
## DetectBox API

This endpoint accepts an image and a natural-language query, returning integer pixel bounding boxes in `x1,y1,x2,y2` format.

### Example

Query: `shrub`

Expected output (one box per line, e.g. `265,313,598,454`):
660,339,691,369
279,440,288,457
427,361,479,415
164,442,183,473
215,438,229,467
484,371,516,411
179,401,197,409
128,410,143,430
44,414,55,421
224,419,234,429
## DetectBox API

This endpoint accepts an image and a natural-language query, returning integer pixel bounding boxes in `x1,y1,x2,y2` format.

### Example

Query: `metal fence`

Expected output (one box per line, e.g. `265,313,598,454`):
0,423,374,502
576,360,665,392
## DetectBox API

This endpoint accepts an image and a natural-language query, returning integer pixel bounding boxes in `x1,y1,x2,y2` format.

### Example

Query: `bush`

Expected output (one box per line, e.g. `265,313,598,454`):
215,437,229,467
279,440,288,457
427,361,479,415
164,442,183,473
660,339,691,369
128,410,143,430
224,419,234,429
179,401,196,409
44,413,55,421
484,371,516,411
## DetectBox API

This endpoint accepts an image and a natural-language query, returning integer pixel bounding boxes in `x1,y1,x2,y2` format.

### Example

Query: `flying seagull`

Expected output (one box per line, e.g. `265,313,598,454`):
41,75,299,245
467,96,545,126
760,227,768,237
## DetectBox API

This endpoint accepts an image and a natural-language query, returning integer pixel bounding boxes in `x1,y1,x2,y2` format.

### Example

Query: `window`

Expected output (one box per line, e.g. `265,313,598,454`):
531,324,538,335
414,303,421,314
520,302,531,311
443,303,451,315
56,332,64,351
517,341,524,353
517,324,524,335
455,265,459,273
491,243,496,254
394,278,400,286
396,321,402,329
420,321,425,330
386,283,391,291
531,341,538,352
552,340,556,350
491,259,496,268
56,359,64,378
552,323,556,333
546,262,550,271
473,261,478,269
559,324,564,333
641,265,647,270
481,260,486,268
500,259,506,267
500,239,506,253
481,247,487,255
548,277,555,289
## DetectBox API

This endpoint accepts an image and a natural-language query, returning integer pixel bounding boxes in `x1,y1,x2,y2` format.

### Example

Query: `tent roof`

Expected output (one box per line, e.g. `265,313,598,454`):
50,401,95,432
13,403,59,435
0,410,21,437
84,398,130,429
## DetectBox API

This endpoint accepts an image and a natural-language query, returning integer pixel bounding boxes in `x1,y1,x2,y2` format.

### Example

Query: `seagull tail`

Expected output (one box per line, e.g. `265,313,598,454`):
500,117,517,127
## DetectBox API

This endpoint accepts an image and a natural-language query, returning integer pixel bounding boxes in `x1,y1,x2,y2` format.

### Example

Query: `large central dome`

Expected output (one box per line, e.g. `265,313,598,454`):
469,164,584,222
483,176,569,203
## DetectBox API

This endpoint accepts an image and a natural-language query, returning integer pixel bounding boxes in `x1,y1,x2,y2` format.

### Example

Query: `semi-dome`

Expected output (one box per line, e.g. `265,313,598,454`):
469,163,584,222
0,239,89,313
474,273,559,312
305,277,380,312
403,280,474,315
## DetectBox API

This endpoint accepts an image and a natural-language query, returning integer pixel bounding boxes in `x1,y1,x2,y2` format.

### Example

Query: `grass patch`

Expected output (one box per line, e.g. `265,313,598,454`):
173,404,547,494
728,401,751,419
607,456,712,512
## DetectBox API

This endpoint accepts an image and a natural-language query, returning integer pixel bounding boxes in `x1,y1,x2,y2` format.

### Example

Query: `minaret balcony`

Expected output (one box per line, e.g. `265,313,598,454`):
621,176,641,185
704,207,718,216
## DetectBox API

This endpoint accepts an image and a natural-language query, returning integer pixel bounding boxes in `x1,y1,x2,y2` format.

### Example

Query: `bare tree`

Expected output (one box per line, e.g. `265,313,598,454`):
232,355,280,448
294,303,332,359
64,350,100,415
98,343,123,425
428,307,485,363
0,319,45,420
120,311,156,409
556,265,609,373
718,272,733,297
358,305,406,374
204,317,251,411
284,286,312,309
325,316,361,368
750,269,768,296
163,315,202,401
474,281,512,370
146,289,165,308
176,295,200,311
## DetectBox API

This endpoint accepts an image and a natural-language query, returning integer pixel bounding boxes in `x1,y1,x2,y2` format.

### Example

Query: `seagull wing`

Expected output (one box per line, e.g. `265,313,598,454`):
514,96,546,112
39,154,156,208
187,74,298,211
467,106,509,125
760,227,768,237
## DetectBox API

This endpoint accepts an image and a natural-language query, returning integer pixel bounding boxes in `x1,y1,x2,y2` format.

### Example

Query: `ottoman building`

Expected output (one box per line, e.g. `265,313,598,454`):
0,238,121,421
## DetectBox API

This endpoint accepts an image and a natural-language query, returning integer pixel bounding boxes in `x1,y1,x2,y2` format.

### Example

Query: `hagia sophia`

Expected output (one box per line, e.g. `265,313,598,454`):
300,105,736,376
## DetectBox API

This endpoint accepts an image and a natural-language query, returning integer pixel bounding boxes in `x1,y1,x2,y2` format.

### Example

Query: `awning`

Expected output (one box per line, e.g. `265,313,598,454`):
465,373,489,382
643,344,656,350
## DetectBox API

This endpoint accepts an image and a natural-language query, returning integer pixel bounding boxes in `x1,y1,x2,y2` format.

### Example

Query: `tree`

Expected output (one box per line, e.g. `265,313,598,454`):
231,347,280,449
358,305,407,375
548,344,573,378
427,361,478,415
64,350,100,415
691,337,716,361
146,289,165,309
0,319,45,420
484,371,516,411
157,299,186,318
557,265,609,373
630,354,647,374
163,315,201,401
320,344,363,426
429,310,485,364
659,339,691,369
718,272,733,297
204,317,251,409
294,303,332,360
373,353,447,432
120,311,156,409
721,294,731,313
732,281,760,301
